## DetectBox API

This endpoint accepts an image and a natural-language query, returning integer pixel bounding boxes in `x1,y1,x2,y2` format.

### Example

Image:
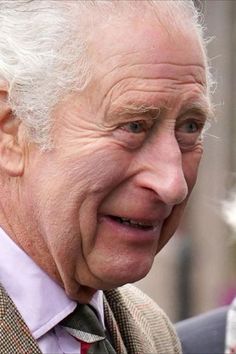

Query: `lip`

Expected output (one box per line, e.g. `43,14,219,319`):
98,214,164,244
106,215,160,229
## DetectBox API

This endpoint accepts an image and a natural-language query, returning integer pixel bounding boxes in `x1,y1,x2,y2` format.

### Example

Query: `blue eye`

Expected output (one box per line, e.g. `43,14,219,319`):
184,121,198,133
178,121,199,133
114,119,154,150
175,118,205,150
121,121,147,134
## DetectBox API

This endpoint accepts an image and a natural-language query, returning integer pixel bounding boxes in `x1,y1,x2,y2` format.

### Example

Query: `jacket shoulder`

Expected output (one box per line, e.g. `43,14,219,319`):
105,284,181,354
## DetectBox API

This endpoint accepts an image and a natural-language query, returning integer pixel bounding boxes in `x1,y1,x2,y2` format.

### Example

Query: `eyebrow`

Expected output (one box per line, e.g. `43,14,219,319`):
107,98,214,123
109,103,162,119
179,100,214,121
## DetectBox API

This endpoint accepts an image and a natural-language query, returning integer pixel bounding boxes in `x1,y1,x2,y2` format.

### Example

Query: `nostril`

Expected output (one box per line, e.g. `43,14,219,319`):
134,169,188,206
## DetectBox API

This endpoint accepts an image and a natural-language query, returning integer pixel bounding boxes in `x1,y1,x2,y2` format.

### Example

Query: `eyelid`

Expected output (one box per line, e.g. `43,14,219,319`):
175,113,208,146
176,114,207,130
112,119,153,150
119,117,156,129
179,120,204,132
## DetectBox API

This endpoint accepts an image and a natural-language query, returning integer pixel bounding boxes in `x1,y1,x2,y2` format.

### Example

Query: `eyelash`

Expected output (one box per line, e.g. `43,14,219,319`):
180,120,203,132
120,120,151,134
175,118,206,148
111,119,154,150
113,116,206,151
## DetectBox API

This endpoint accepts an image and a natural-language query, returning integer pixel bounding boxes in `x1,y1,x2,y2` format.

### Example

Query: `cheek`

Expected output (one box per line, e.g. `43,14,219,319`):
64,143,134,193
182,145,203,192
156,146,203,253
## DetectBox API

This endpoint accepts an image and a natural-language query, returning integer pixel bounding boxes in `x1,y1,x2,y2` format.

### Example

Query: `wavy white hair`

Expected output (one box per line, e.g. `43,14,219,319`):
0,0,211,149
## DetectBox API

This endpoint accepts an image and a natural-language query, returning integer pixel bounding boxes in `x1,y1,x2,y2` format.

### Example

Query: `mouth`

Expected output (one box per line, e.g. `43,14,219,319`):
98,212,165,244
107,215,157,231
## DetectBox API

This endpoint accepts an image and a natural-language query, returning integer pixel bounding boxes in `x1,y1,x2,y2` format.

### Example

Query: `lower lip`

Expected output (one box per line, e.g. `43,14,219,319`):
98,216,162,244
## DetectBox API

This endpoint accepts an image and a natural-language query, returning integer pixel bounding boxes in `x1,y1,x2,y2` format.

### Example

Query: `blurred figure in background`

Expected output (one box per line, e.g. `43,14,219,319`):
176,194,236,354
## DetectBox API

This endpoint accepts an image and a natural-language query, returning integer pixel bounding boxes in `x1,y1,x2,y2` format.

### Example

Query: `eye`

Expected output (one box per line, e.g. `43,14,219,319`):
178,120,200,134
179,121,199,134
113,119,154,150
120,120,149,134
175,118,205,149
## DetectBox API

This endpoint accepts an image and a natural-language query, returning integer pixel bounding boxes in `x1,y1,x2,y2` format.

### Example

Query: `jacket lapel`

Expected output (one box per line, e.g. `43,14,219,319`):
103,294,128,354
0,283,41,354
0,283,181,354
104,287,146,354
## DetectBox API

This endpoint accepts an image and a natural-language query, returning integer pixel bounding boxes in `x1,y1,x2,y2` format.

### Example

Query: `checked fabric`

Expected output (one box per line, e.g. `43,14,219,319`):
0,283,182,354
61,303,117,354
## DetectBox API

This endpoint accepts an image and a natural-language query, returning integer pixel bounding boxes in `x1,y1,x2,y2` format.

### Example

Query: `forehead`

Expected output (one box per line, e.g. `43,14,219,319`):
82,12,209,119
89,12,205,73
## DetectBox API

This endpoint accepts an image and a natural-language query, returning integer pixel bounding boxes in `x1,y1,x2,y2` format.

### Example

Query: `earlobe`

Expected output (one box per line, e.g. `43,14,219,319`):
0,90,24,177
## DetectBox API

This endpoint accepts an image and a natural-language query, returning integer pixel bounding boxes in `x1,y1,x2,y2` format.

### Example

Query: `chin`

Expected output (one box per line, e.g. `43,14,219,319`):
89,258,154,289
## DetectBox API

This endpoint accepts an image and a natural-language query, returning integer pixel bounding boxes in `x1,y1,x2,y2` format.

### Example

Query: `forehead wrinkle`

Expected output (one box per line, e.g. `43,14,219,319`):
102,78,183,111
97,78,168,122
99,61,206,82
97,64,206,113
99,50,141,68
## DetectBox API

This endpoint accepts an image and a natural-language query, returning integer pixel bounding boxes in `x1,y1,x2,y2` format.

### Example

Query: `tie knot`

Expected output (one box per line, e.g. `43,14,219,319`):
60,304,117,353
61,304,105,342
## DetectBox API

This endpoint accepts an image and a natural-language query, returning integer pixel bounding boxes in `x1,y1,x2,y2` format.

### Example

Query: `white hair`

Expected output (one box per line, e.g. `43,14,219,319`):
0,0,211,149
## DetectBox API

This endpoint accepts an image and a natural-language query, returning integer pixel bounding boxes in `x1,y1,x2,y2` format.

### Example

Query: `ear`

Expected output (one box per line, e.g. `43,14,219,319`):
0,87,24,177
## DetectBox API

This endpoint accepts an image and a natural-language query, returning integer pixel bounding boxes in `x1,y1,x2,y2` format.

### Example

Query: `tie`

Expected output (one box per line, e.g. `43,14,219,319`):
60,304,117,354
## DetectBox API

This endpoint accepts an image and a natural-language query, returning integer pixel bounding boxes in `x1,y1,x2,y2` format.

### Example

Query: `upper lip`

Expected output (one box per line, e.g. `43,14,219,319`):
99,204,172,227
100,207,172,227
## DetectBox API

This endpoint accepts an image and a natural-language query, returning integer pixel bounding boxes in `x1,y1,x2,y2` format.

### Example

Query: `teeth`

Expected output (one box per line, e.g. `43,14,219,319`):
116,216,152,229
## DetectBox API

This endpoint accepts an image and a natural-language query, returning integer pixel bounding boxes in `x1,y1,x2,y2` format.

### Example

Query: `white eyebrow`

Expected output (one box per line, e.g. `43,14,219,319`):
179,100,214,121
112,103,161,119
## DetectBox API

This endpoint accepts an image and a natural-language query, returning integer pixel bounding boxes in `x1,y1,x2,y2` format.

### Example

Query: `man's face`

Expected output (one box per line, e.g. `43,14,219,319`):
23,16,210,299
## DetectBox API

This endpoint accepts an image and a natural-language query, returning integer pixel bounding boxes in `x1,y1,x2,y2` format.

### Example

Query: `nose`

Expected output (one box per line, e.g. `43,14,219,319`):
134,131,188,206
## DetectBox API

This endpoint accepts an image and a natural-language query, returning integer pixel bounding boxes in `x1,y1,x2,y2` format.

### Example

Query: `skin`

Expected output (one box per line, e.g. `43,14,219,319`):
0,14,211,302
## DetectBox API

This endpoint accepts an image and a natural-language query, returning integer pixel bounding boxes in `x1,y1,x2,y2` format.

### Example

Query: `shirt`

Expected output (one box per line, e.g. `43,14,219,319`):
0,227,105,353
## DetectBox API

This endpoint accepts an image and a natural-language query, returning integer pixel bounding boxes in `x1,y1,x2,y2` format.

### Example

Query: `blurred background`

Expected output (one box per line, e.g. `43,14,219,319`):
136,0,236,323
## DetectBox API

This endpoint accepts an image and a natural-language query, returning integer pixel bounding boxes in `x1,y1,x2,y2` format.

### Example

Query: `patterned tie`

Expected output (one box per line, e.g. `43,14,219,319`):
60,304,117,354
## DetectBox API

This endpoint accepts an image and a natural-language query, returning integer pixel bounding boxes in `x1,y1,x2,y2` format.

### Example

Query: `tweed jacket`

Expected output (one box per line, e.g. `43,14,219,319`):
0,282,181,354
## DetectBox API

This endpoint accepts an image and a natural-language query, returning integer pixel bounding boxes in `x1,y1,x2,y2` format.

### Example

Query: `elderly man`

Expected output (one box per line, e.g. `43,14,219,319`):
0,0,212,353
